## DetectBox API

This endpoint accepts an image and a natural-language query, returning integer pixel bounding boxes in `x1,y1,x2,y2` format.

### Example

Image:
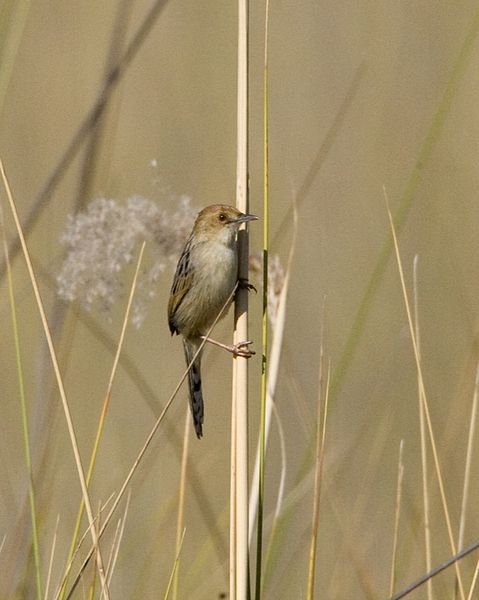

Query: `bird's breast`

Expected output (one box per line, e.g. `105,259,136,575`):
176,239,237,335
194,239,238,299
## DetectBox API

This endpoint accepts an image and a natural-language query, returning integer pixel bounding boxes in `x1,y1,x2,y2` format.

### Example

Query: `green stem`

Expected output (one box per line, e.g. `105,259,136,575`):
255,2,270,598
1,207,42,599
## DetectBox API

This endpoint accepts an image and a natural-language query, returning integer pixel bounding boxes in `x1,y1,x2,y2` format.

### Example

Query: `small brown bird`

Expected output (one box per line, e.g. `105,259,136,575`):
168,204,258,438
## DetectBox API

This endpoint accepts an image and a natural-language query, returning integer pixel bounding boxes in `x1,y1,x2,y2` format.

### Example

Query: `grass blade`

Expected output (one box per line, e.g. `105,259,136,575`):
306,361,330,600
164,529,187,600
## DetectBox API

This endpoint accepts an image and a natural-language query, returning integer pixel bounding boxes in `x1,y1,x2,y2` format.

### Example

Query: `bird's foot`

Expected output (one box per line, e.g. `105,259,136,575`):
238,278,257,293
229,340,255,358
201,336,255,358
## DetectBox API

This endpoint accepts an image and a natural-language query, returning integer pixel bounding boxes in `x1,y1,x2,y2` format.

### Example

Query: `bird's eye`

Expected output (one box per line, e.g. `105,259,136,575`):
218,213,226,222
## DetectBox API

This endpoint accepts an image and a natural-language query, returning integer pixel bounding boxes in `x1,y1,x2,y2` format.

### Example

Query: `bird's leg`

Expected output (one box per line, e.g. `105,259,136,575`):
200,335,255,358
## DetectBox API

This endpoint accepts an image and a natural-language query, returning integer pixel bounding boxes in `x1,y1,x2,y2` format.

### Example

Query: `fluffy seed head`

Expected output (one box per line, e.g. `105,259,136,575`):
57,195,196,326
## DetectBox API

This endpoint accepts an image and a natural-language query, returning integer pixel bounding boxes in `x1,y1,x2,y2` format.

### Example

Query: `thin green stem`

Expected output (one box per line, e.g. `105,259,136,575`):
255,1,269,598
164,529,186,600
306,350,330,600
0,204,42,598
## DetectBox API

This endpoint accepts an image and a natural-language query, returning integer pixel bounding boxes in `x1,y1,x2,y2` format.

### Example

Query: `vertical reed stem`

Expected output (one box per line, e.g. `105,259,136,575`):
231,1,250,598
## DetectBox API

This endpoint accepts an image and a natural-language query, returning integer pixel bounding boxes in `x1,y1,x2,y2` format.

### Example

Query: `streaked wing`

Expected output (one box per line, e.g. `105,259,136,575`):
168,237,194,334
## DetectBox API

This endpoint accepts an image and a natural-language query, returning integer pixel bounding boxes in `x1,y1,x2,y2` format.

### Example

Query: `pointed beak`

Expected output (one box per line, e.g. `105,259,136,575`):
235,212,258,224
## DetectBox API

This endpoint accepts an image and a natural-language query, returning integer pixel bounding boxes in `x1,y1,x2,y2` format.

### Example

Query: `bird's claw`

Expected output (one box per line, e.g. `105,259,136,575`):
238,278,257,293
231,340,255,358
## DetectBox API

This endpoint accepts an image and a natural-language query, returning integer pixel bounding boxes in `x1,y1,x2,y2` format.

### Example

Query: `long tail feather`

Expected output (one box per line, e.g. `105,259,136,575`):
183,338,204,438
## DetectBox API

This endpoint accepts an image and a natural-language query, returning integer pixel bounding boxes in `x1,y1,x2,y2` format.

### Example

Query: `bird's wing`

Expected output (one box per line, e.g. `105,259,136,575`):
168,238,194,334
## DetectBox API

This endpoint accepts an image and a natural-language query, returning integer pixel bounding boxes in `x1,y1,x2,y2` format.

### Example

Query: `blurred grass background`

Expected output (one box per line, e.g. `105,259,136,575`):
2,0,479,598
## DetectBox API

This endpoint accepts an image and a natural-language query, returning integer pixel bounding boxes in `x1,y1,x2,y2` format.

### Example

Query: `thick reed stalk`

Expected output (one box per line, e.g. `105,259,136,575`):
231,1,250,598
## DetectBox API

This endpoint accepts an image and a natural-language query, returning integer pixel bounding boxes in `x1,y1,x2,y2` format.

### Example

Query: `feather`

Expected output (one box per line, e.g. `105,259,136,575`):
168,237,194,335
183,337,204,438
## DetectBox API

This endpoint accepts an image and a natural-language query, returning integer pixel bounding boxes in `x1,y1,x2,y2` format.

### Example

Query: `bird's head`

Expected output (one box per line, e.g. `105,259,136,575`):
193,204,258,243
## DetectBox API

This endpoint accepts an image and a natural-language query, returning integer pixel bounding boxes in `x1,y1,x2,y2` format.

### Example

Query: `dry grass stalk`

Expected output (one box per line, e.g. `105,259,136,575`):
164,529,187,600
413,255,433,600
467,551,479,600
458,361,479,550
172,410,191,600
389,440,404,597
44,515,60,600
105,491,131,587
54,495,115,600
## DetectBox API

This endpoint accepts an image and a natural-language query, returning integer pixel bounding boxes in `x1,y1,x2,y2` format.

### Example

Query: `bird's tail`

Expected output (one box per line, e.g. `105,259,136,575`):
183,338,204,438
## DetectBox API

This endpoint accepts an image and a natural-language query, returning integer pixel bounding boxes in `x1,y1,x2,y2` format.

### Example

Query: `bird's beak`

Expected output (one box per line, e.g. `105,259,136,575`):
235,213,258,224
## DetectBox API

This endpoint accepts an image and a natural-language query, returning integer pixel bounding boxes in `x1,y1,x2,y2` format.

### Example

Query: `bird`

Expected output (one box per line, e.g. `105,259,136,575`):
168,204,258,438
